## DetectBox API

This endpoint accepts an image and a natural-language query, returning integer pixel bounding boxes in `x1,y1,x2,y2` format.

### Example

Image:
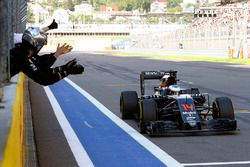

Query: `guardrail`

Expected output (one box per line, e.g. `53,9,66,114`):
47,31,130,37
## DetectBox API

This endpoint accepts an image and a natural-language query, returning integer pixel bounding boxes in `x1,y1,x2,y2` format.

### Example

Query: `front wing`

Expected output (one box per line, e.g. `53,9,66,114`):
144,119,238,136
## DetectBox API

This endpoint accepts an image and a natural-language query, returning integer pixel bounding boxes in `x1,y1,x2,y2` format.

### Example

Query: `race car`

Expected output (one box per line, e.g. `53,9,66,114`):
120,70,237,136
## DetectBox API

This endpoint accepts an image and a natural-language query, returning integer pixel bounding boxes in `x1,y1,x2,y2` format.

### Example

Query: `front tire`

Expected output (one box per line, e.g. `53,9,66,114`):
212,97,235,120
139,99,157,133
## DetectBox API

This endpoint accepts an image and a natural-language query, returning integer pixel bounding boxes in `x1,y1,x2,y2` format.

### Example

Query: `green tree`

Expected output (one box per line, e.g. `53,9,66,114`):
73,0,83,5
167,6,182,12
47,0,59,8
167,0,182,8
67,0,75,11
186,3,195,8
146,16,159,24
135,0,151,12
27,7,35,23
60,0,74,10
167,0,183,13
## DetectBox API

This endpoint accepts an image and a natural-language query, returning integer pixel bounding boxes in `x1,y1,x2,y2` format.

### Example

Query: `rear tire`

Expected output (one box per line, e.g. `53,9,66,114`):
120,91,138,119
212,97,235,120
139,99,157,133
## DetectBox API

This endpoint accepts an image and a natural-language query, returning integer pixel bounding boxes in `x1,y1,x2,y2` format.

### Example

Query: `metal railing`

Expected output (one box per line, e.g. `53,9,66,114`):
131,5,250,58
0,0,27,101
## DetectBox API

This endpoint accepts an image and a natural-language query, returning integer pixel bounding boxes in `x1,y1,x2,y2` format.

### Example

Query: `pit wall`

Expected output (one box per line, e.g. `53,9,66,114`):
0,73,24,167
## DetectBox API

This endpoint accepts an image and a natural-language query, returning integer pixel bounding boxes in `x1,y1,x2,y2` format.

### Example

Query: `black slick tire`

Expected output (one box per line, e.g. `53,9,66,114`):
120,91,138,119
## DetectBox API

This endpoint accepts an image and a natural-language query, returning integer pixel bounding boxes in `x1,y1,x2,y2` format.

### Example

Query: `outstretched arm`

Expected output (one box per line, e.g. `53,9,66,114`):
21,58,83,86
36,43,73,68
42,19,58,32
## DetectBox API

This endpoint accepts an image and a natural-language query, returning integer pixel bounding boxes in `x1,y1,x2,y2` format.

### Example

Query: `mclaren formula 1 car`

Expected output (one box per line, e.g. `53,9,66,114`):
120,71,237,136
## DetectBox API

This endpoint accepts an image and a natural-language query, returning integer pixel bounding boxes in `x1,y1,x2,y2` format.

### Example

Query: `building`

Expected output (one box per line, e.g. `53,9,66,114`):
150,0,167,13
28,2,49,24
75,3,93,16
52,8,70,24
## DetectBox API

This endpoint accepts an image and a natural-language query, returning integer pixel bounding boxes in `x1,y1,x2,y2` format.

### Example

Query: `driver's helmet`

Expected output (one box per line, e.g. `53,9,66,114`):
160,74,170,87
168,85,180,95
22,27,47,52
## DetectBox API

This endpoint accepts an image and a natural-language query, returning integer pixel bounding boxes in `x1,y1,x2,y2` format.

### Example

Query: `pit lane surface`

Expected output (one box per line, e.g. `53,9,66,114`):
30,52,250,167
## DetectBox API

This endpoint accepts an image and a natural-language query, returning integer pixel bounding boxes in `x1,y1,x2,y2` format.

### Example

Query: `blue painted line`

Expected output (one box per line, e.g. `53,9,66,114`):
49,80,167,167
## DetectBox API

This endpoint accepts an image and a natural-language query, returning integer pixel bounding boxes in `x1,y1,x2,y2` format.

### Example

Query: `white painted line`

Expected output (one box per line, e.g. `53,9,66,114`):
183,161,250,166
84,121,94,128
64,78,183,167
44,86,94,167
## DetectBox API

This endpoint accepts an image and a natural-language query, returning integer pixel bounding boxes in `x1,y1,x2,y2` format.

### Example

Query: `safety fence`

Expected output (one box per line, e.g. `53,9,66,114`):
131,25,250,58
131,6,250,58
0,0,27,101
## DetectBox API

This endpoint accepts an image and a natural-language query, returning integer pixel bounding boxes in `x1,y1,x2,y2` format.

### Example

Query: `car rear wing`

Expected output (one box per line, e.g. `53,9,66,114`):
140,70,177,96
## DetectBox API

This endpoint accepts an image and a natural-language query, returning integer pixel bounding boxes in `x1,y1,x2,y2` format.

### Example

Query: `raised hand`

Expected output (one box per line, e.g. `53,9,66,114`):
54,43,73,58
48,19,58,30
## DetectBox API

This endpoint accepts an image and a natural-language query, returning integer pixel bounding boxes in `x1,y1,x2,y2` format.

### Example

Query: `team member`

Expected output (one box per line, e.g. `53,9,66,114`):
10,21,84,86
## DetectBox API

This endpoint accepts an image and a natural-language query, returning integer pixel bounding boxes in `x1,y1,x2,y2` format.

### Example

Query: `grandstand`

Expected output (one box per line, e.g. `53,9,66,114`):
220,0,247,5
130,1,250,58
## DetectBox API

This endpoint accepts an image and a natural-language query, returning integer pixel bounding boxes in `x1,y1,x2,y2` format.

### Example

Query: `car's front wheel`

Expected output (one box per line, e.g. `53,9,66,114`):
139,99,157,133
212,97,235,120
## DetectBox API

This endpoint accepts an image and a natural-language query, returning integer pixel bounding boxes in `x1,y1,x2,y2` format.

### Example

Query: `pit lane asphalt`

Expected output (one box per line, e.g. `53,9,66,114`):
30,51,250,167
